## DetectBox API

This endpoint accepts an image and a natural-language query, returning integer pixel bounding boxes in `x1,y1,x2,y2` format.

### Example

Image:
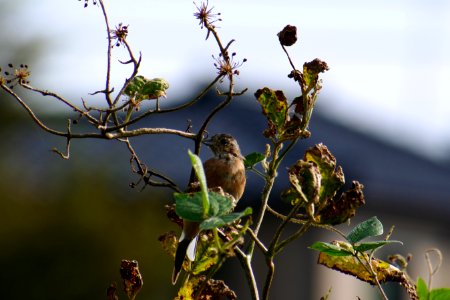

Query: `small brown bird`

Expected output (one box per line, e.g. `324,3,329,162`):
172,134,246,284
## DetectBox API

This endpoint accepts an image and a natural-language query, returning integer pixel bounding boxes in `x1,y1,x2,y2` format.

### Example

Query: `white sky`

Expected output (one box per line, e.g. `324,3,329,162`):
4,0,450,161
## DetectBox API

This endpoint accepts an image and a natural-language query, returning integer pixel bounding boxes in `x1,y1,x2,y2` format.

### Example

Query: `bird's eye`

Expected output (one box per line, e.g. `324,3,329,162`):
220,138,228,145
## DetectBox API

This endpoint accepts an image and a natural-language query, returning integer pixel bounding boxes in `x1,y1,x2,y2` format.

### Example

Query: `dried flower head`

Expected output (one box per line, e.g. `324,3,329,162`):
194,1,222,39
110,23,129,47
304,58,329,74
278,25,298,47
213,52,247,79
1,64,30,89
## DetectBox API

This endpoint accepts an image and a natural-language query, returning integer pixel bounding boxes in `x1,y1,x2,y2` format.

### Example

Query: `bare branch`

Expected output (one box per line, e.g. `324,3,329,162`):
21,83,100,125
52,119,72,160
1,84,69,137
106,128,197,139
98,0,114,107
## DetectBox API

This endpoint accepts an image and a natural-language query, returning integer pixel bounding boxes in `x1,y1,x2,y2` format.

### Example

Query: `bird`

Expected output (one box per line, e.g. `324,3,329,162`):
172,133,246,284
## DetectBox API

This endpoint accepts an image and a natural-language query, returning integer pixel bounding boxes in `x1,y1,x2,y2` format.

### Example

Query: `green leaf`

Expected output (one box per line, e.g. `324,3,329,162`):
309,241,353,256
417,277,429,300
347,216,383,244
188,150,209,217
244,152,265,168
175,191,235,222
255,87,288,130
208,192,234,217
353,240,403,253
124,76,169,101
191,237,220,275
199,207,252,230
124,75,146,97
174,192,206,222
141,77,169,99
429,288,450,300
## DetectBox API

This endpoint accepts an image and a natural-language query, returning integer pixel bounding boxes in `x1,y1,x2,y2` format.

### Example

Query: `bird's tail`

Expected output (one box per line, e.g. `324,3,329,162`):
172,235,198,284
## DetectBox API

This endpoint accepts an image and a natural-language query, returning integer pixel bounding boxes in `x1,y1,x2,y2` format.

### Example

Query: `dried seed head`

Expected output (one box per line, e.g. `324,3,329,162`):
304,58,329,74
278,25,298,46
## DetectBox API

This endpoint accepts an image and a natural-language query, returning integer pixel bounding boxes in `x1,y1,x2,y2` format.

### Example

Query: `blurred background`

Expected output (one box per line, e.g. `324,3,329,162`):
1,0,449,299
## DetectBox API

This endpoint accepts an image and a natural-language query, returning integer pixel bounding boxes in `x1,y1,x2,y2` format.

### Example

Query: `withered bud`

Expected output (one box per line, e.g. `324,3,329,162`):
304,58,329,74
277,25,297,46
288,70,302,82
120,260,143,300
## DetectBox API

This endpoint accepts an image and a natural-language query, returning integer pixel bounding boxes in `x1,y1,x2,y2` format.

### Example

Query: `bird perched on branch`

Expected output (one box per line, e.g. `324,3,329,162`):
172,134,246,284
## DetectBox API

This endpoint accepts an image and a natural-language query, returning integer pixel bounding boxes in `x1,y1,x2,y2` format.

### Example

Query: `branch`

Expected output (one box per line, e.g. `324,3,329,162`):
1,84,71,137
103,74,224,133
112,41,142,106
51,119,73,159
98,0,114,107
21,83,99,125
106,128,196,139
235,247,260,300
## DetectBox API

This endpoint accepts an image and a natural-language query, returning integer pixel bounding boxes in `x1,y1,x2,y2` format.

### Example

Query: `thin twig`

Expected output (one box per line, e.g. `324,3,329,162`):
274,222,311,255
266,205,307,225
98,0,113,107
20,83,99,125
235,248,260,300
358,254,389,300
425,248,443,290
247,228,268,254
112,41,142,106
103,74,224,133
281,44,304,94
262,259,275,300
52,119,72,159
106,128,196,139
1,84,73,137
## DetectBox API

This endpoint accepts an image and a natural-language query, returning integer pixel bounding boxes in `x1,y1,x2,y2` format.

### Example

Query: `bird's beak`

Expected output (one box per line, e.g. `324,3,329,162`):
202,137,213,146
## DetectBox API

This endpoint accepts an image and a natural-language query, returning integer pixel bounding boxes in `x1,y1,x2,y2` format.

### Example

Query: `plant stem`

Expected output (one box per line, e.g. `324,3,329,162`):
235,248,260,300
274,222,311,255
248,142,283,256
262,259,275,300
357,254,389,300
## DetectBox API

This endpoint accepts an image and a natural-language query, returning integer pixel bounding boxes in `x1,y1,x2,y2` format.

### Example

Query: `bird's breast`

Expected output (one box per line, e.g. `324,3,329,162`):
203,157,246,201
